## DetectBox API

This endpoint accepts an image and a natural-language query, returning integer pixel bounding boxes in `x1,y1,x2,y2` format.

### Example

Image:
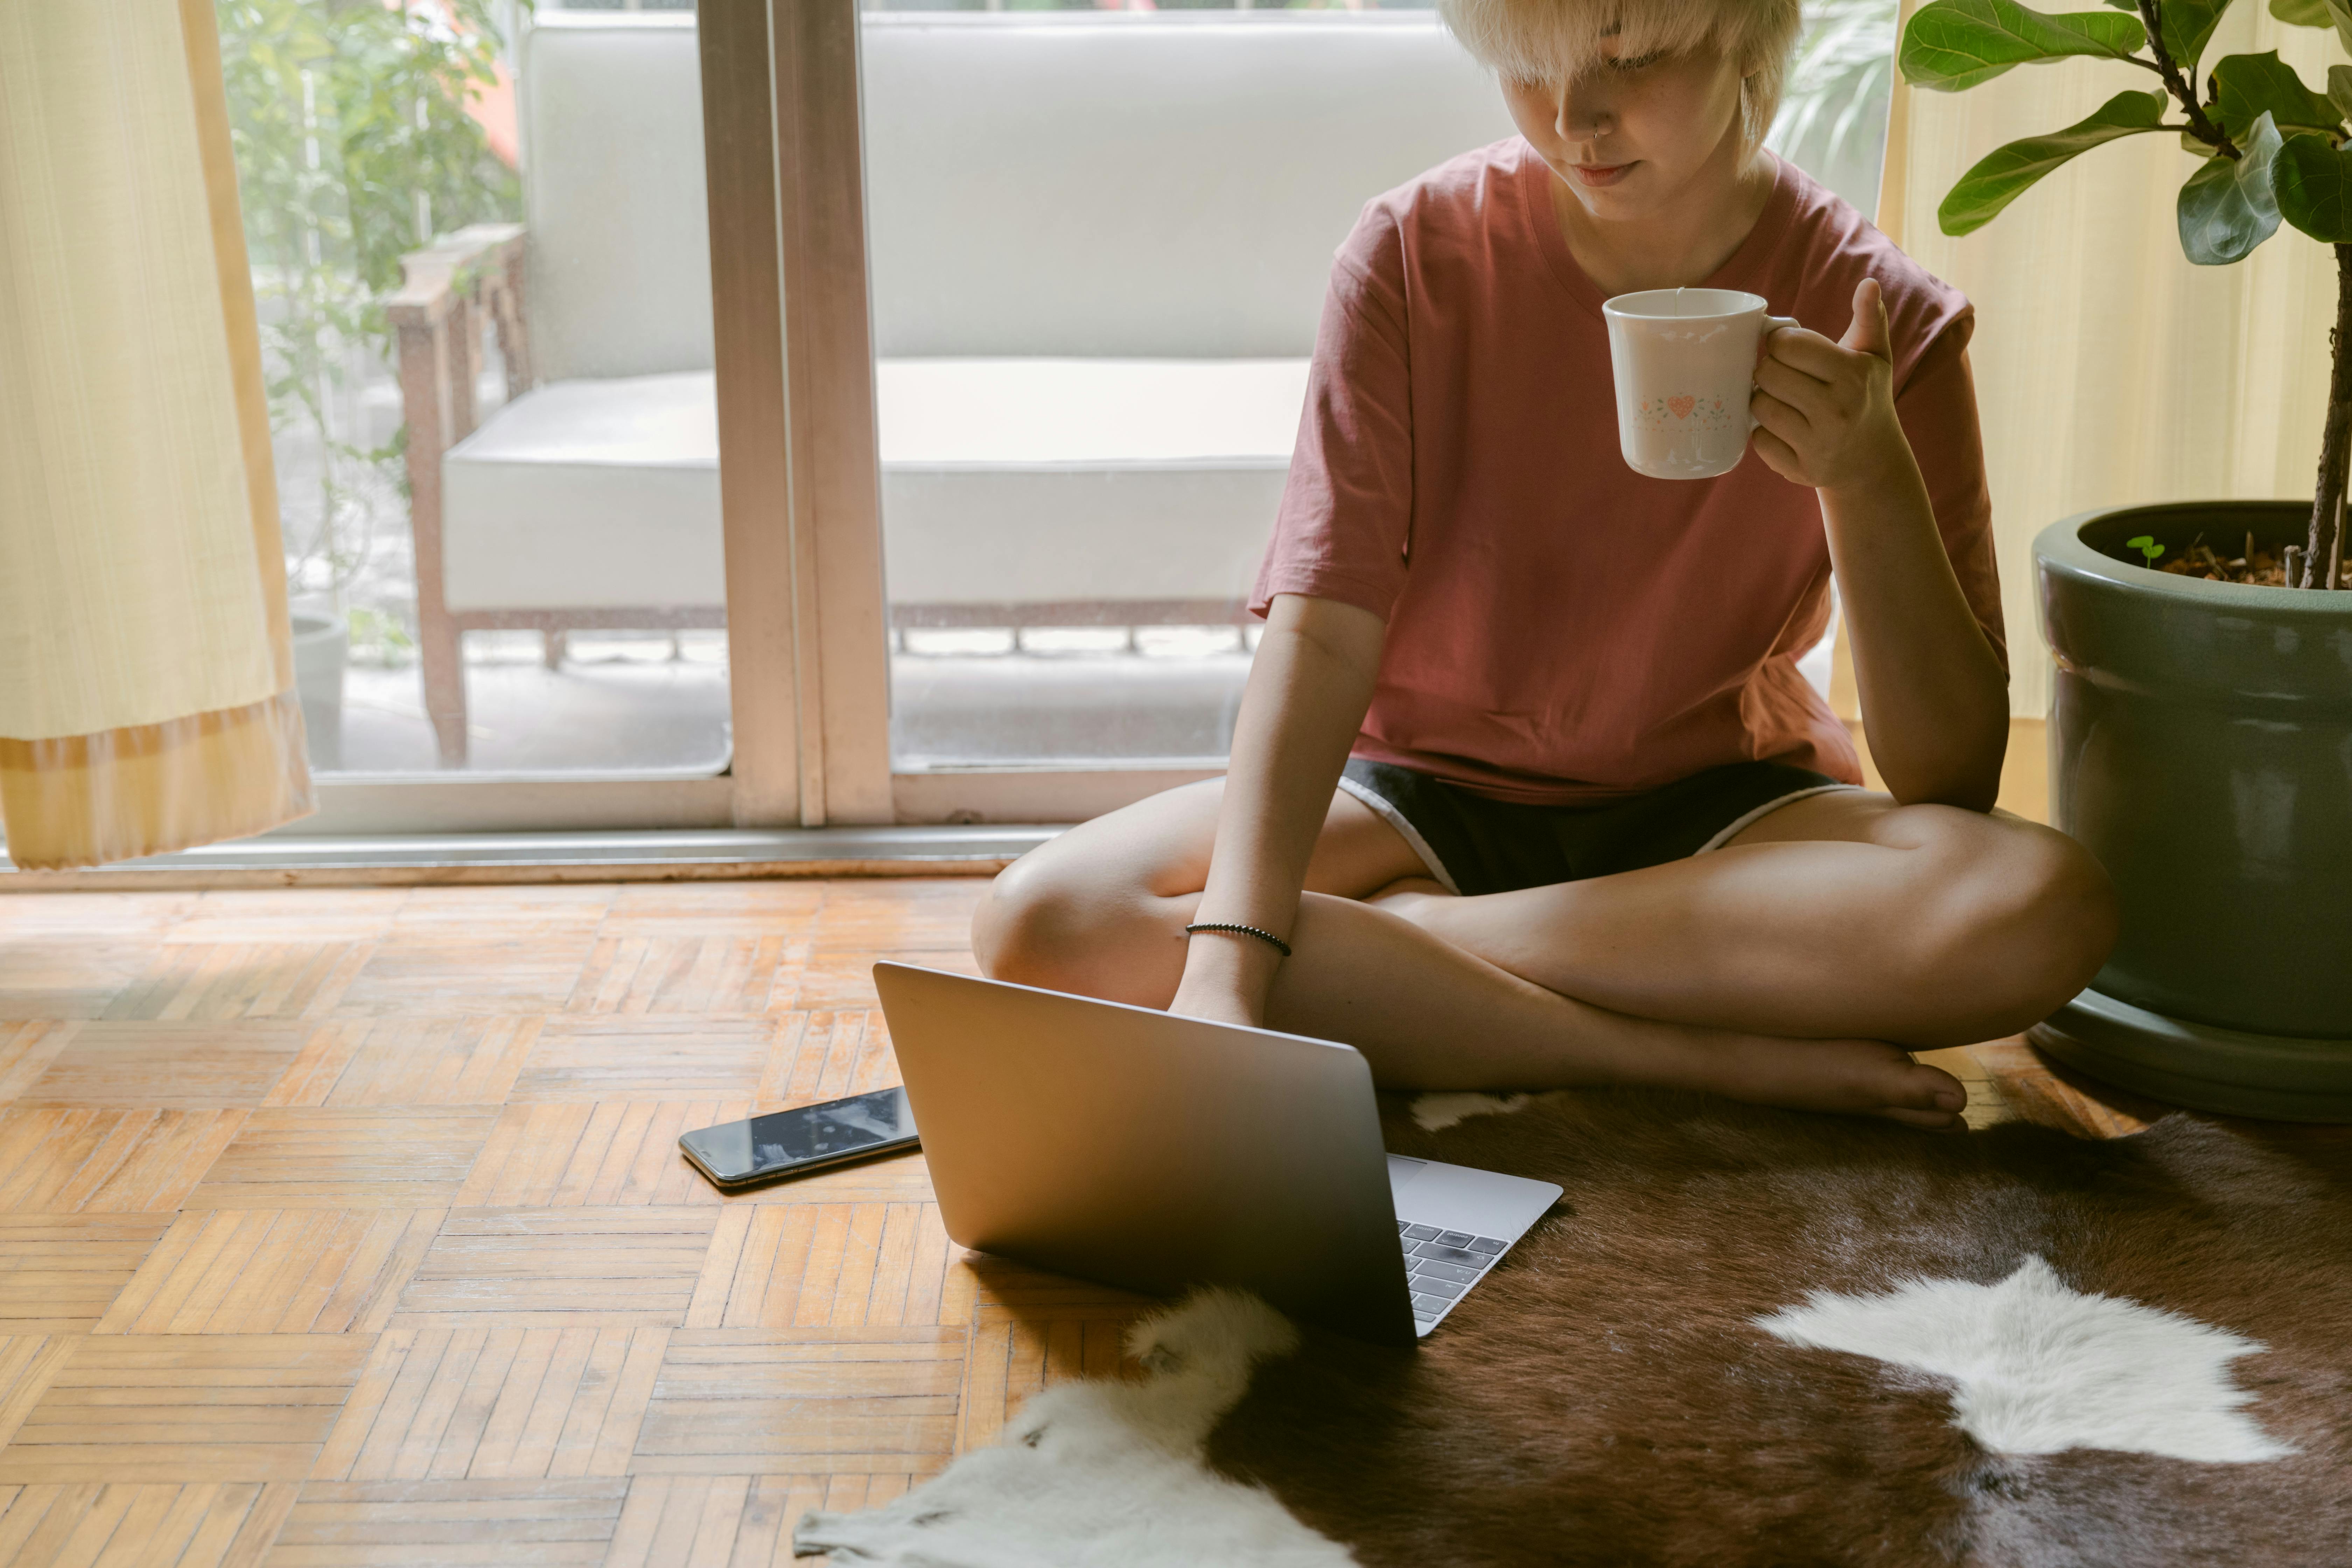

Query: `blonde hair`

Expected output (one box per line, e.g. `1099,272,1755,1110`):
1436,0,1803,148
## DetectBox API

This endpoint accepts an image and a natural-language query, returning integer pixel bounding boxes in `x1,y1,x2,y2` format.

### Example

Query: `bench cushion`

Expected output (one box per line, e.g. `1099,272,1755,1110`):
441,372,721,614
441,360,1306,615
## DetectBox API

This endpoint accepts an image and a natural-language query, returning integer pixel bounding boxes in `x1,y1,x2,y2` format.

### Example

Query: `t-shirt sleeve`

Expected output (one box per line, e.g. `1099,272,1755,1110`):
1895,312,2008,676
1248,211,1416,622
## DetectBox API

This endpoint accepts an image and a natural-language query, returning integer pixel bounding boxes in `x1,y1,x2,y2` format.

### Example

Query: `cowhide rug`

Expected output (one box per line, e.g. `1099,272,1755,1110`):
796,1090,2352,1567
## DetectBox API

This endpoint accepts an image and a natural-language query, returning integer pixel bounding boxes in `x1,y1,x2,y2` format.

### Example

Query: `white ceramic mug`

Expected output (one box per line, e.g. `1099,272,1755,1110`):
1602,288,1798,480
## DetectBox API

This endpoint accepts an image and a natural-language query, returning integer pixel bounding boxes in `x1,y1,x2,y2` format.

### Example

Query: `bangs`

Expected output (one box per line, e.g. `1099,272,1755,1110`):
1436,0,1802,142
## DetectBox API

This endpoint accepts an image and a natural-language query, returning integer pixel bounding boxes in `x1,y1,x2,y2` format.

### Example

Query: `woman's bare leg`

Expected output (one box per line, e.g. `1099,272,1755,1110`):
1366,790,2117,1049
974,780,1981,1128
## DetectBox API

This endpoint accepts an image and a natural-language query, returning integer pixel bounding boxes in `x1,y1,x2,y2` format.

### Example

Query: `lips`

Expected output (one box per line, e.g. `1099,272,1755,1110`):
1571,162,1633,188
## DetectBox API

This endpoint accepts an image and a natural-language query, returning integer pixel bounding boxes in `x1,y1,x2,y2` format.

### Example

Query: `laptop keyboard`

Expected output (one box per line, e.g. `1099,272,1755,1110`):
1399,1221,1508,1325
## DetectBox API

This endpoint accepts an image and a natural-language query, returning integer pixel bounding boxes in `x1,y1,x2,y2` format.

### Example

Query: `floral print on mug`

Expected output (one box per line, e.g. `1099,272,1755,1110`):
1636,394,1736,432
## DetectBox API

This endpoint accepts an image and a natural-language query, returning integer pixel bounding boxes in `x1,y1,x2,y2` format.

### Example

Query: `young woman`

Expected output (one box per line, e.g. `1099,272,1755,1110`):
972,0,2118,1130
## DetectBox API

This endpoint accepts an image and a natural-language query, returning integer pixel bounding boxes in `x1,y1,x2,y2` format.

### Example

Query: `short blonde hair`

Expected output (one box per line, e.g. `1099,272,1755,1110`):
1437,0,1803,148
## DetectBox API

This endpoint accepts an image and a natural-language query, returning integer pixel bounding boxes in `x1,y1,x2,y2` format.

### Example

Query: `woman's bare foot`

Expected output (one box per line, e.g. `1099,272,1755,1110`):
1675,1029,1968,1129
1618,1025,1966,1133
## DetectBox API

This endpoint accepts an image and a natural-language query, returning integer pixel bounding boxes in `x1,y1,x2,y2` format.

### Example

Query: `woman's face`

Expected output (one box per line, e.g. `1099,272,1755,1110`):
1501,42,1752,224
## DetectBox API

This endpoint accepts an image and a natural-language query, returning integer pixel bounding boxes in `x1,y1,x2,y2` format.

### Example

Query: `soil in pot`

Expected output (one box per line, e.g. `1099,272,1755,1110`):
2101,522,2337,587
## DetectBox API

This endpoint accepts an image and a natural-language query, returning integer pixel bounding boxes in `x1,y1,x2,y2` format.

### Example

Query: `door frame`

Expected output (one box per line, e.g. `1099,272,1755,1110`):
758,0,1236,829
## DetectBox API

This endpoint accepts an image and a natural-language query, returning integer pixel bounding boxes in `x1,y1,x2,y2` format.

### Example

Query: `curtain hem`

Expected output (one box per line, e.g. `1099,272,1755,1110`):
0,689,316,870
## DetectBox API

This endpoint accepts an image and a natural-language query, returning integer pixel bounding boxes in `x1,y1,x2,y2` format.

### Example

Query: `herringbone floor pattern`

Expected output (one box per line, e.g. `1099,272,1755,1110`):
0,880,1152,1566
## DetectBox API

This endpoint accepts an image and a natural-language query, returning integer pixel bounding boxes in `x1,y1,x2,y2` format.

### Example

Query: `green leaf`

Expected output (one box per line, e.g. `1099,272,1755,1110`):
1901,0,2148,92
1938,90,2170,233
2268,0,2352,50
2105,0,2233,73
2211,51,2345,144
2165,0,2235,71
2178,111,2285,262
2274,125,2352,240
2331,64,2352,122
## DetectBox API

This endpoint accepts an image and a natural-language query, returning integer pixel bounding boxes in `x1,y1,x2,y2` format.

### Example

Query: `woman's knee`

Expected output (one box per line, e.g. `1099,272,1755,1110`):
972,852,1087,986
971,780,1224,1000
971,848,1179,1001
1907,811,2118,1029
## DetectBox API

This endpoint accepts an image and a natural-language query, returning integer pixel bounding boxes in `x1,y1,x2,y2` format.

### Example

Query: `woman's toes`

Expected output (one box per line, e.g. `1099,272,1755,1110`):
1877,1104,1966,1130
1872,1061,1966,1129
1906,1063,1966,1112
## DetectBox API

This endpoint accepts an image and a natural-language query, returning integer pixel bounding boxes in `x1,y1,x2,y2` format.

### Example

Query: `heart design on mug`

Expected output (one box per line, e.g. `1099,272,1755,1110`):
1666,395,1696,420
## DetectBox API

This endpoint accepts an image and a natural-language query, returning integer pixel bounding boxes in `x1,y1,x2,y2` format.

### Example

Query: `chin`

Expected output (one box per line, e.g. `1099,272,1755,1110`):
1566,178,1656,223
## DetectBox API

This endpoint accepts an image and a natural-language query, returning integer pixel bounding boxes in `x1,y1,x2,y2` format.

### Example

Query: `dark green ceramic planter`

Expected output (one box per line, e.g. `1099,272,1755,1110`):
2032,501,2352,1121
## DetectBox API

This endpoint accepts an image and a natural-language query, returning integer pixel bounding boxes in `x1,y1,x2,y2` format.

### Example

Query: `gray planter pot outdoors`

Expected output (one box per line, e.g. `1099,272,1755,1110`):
290,611,348,772
2032,501,2352,1120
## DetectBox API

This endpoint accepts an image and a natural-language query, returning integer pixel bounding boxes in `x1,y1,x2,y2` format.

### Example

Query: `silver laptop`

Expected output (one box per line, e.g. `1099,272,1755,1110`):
873,962,1562,1345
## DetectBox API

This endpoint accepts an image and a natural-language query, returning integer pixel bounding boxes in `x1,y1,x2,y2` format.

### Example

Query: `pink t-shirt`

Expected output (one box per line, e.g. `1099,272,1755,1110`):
1250,140,2004,806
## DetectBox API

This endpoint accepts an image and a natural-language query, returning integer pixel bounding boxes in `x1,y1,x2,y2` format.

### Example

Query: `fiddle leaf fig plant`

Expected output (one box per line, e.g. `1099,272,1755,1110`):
1900,0,2352,588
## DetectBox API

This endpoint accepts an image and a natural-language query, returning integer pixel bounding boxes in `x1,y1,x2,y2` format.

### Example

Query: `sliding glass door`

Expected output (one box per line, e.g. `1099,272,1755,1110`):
221,0,764,827
214,0,1897,833
858,5,1503,796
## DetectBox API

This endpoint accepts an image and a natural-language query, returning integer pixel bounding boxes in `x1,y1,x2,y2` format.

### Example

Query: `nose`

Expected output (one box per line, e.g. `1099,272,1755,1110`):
1553,78,1614,140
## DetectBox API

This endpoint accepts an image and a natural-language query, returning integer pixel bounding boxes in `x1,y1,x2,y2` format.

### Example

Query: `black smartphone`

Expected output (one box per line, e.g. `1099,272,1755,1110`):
677,1087,919,1191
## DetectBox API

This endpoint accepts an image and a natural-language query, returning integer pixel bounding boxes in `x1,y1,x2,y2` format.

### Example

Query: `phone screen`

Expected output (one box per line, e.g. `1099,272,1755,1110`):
679,1087,917,1185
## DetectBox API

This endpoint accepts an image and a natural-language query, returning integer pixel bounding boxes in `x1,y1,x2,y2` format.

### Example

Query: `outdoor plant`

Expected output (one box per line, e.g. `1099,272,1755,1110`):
1900,0,2352,587
217,0,521,645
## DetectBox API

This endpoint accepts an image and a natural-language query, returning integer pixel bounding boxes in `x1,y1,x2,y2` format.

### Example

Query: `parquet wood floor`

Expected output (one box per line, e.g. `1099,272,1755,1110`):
0,877,2124,1564
0,880,1148,1566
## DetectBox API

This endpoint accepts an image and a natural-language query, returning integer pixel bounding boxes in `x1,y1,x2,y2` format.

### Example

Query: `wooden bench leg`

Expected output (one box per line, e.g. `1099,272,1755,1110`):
420,609,469,766
397,304,473,768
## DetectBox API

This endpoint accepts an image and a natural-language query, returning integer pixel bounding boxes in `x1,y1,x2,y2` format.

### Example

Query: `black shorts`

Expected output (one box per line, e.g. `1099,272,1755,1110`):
1338,758,1852,898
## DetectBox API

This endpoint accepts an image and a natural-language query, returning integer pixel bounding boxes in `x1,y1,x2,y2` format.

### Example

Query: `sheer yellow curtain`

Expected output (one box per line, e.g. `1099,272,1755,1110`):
0,0,312,869
1877,1,2339,718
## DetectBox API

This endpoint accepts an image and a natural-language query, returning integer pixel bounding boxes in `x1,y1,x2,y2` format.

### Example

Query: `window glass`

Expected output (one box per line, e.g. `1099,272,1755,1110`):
221,0,729,775
864,5,1473,769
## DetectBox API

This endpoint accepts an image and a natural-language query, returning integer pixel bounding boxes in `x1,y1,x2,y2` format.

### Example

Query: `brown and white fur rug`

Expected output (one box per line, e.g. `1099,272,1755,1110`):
798,1090,2352,1567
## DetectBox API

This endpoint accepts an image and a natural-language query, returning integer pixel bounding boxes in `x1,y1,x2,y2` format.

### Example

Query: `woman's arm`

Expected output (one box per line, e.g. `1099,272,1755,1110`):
1750,279,2009,812
1169,592,1386,1027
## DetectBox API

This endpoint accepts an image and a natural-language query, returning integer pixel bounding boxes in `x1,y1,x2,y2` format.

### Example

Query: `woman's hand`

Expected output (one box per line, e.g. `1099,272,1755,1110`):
1749,278,1909,495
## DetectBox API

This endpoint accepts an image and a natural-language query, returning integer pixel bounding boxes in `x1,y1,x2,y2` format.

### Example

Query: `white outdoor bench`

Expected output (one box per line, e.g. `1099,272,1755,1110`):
391,10,1512,761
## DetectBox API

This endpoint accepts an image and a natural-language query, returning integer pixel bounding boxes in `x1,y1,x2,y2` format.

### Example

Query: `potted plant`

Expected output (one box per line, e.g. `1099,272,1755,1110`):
1900,0,2352,1117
